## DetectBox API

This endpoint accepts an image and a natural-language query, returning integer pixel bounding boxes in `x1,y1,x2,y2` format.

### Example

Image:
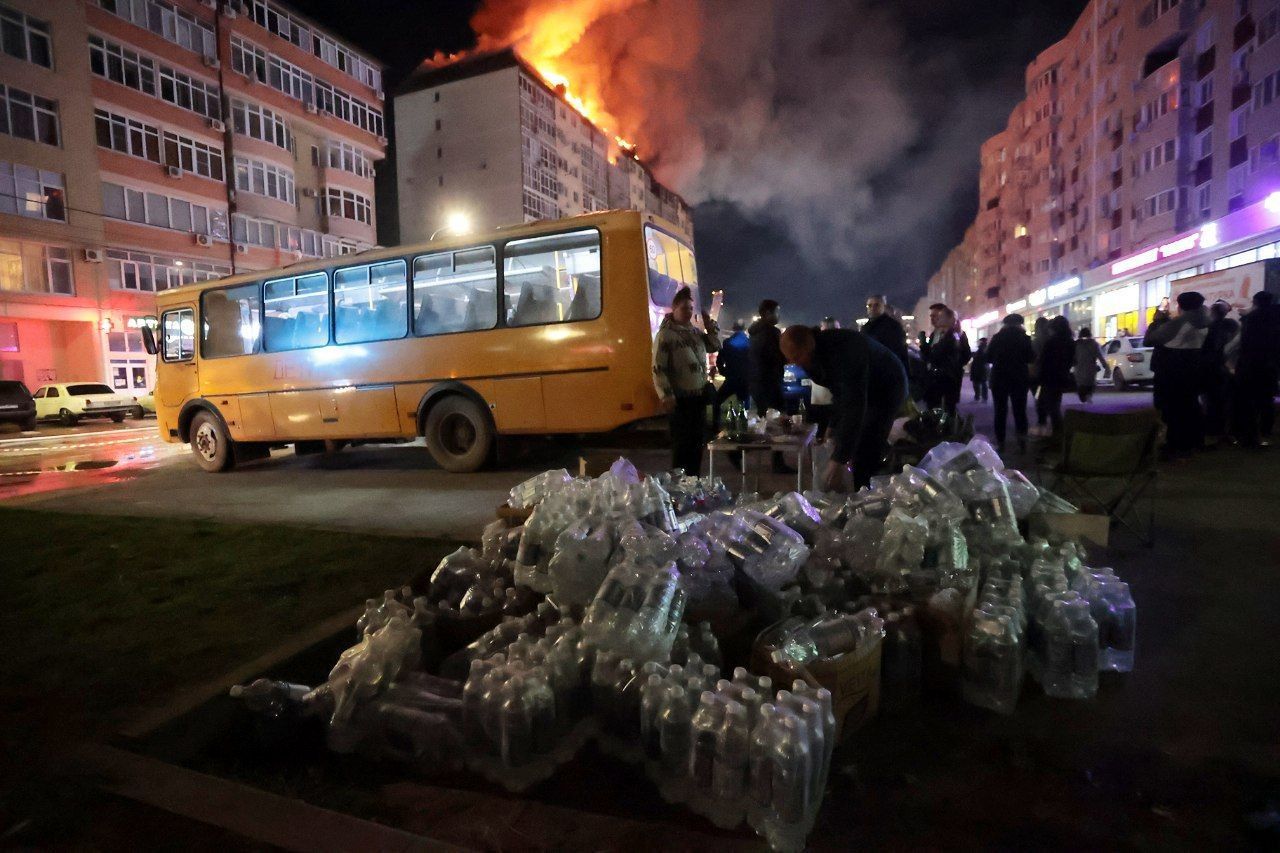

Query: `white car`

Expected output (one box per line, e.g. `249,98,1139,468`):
1102,336,1154,390
33,382,137,426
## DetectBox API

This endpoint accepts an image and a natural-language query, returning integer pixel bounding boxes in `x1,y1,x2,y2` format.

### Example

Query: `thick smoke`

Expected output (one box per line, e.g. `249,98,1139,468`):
468,0,1038,318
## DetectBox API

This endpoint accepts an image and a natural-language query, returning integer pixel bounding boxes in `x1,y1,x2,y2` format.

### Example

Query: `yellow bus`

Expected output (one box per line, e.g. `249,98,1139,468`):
144,210,702,472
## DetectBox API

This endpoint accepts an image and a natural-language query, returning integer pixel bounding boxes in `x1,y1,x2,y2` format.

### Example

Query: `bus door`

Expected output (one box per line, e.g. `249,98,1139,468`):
157,304,198,409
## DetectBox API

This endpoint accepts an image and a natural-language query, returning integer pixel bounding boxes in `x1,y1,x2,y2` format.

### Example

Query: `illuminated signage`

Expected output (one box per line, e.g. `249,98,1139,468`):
1028,288,1047,306
126,315,158,329
1005,298,1027,312
1109,227,1217,276
973,310,1000,328
1046,276,1081,300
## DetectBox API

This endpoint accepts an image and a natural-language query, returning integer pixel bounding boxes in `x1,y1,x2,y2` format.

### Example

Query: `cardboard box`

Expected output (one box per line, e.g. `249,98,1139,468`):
1029,511,1110,548
753,626,882,740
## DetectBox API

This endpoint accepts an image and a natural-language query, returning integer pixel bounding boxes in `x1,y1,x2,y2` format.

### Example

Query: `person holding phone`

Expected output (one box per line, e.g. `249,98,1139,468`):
653,286,720,475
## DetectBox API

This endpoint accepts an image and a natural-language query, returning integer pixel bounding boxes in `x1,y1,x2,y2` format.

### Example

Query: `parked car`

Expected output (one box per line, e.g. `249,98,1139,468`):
1102,336,1154,390
782,364,811,413
132,388,155,419
33,382,136,426
0,380,36,431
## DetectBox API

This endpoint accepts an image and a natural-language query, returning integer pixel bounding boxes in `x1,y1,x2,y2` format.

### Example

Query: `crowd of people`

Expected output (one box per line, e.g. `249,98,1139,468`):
651,283,1280,489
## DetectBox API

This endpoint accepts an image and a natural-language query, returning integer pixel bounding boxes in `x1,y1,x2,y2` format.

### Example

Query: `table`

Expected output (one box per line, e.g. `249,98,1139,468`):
707,425,817,494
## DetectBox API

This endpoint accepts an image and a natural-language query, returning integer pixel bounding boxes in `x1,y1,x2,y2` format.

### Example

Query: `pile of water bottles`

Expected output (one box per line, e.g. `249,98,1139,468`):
231,441,1137,851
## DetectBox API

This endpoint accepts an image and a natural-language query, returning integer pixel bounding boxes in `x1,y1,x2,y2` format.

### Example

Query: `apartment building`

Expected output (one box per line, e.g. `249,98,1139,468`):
0,0,385,392
929,0,1280,340
393,49,693,246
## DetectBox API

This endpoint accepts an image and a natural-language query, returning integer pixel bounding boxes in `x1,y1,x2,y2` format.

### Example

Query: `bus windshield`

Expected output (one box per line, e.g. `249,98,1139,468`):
645,225,700,336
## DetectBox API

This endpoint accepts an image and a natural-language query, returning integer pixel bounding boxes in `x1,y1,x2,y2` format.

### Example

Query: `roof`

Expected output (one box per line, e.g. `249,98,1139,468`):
395,48,522,97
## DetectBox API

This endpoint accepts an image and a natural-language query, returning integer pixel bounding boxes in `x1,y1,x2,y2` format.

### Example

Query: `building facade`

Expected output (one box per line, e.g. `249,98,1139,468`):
393,50,693,246
929,0,1280,340
0,0,385,392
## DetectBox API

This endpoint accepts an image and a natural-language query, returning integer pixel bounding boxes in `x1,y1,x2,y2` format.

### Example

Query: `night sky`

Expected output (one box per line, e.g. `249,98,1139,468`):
291,0,1084,325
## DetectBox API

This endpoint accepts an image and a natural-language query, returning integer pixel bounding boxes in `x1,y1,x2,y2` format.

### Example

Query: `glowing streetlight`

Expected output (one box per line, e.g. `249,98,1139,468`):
431,211,473,240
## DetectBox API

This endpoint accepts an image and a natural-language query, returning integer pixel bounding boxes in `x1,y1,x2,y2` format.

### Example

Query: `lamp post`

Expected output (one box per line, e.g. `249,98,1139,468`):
431,211,473,241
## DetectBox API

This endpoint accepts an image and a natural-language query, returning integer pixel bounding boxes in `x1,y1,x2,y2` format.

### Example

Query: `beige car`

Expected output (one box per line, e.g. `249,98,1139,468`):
132,388,155,419
33,382,136,426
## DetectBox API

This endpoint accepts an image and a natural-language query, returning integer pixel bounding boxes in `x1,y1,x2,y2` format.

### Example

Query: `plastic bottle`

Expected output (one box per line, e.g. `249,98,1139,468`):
1098,580,1136,672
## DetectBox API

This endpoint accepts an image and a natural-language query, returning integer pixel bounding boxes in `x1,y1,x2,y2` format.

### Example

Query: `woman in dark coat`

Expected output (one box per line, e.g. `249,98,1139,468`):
1035,315,1076,437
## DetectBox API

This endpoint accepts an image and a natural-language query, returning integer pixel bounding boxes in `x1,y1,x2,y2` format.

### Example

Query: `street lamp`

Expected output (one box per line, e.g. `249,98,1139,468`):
431,211,473,240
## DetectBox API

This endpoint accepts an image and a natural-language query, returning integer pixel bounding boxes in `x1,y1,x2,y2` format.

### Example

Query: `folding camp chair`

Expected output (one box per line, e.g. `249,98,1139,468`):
1040,408,1160,547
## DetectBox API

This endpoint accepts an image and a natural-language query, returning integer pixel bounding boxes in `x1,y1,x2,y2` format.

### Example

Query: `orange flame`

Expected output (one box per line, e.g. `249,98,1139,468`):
430,1,643,157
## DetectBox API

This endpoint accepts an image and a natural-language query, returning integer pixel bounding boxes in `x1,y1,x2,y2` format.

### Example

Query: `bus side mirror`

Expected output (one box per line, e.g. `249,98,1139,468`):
141,325,158,355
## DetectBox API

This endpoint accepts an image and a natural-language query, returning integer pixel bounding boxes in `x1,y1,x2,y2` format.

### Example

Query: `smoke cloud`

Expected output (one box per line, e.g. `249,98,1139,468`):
466,0,1057,321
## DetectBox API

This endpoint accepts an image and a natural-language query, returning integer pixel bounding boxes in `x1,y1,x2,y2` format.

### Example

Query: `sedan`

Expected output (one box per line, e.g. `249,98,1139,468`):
33,382,137,426
1102,336,1154,390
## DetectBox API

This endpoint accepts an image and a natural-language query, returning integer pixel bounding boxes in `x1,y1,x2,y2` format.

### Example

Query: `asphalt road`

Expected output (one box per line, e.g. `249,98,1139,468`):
0,390,1159,539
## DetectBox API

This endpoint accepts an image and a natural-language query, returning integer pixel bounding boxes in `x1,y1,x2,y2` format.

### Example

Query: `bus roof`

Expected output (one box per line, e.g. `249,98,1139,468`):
155,209,688,304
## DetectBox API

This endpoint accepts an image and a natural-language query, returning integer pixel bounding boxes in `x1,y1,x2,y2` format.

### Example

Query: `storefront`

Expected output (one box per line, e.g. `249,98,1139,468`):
101,315,156,394
1095,283,1140,339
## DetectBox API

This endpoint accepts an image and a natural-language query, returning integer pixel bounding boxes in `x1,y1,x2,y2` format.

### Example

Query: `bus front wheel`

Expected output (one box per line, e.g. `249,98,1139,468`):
425,395,493,473
190,410,235,473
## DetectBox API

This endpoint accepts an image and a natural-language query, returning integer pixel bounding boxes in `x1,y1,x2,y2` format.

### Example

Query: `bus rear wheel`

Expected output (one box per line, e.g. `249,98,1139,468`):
425,395,493,473
190,410,235,472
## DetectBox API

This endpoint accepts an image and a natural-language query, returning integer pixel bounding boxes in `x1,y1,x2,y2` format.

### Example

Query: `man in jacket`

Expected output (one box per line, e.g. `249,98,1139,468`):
749,299,793,472
748,299,786,415
780,325,908,490
712,321,750,434
971,337,990,402
920,304,971,414
1232,290,1280,447
1201,299,1239,443
653,286,720,474
1145,290,1210,457
985,314,1035,453
863,295,909,368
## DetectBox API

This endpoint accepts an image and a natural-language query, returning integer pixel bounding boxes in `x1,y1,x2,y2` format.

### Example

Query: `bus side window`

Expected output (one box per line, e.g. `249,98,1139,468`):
335,260,407,344
503,229,601,327
412,247,497,336
263,273,328,351
202,285,261,358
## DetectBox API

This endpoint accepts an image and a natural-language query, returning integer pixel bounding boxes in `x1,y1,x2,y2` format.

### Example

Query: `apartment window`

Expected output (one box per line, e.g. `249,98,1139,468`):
245,0,381,89
201,284,261,358
0,84,59,145
0,239,72,294
1254,70,1280,110
324,187,371,224
89,36,219,119
230,99,291,151
1144,189,1178,217
263,273,327,351
1231,105,1250,139
163,131,223,180
1197,78,1214,107
1261,6,1280,46
0,160,64,221
1140,88,1177,124
93,0,215,58
334,260,407,343
1228,162,1248,197
324,141,373,178
233,156,295,204
412,247,497,335
95,108,160,160
1140,139,1177,173
1196,129,1213,158
1233,44,1252,74
1,3,51,67
1197,182,1212,218
231,213,279,248
1196,19,1216,53
107,249,228,292
101,181,224,237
